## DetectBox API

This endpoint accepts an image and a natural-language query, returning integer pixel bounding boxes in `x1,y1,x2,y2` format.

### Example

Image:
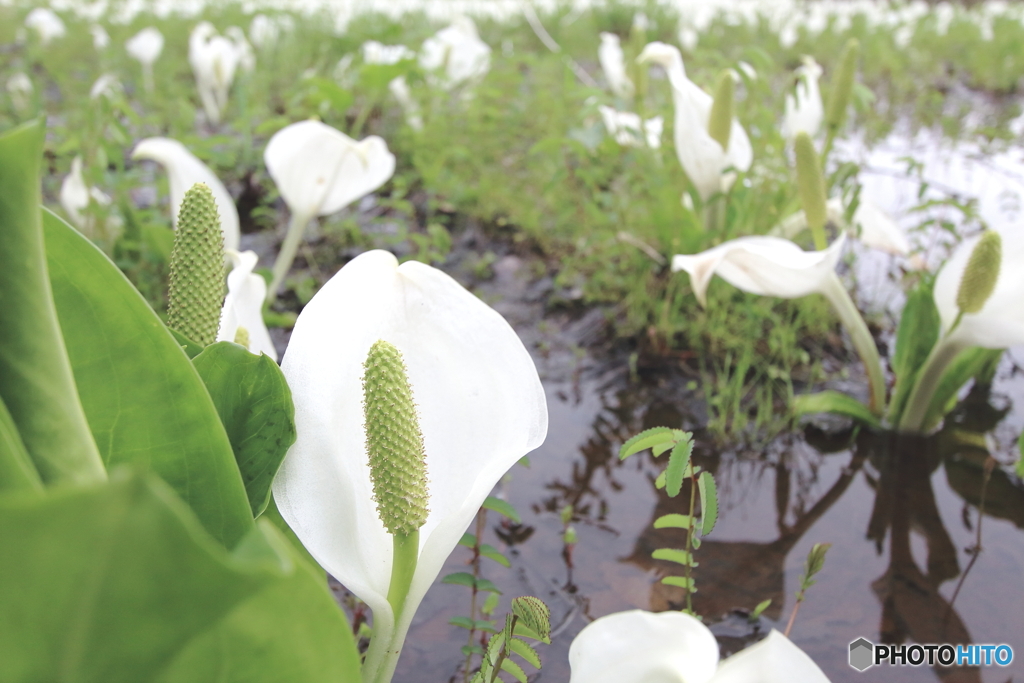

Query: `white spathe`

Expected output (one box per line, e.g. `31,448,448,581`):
273,249,547,683
774,198,910,257
226,26,256,72
933,228,1024,349
389,76,424,131
362,39,414,65
568,610,830,683
598,32,635,99
90,73,122,100
263,120,396,221
132,137,240,251
217,250,276,361
638,42,752,201
25,8,66,45
598,105,662,149
126,27,164,65
90,24,110,50
672,234,847,307
419,16,491,89
59,156,112,236
189,22,246,124
6,73,33,111
782,56,824,139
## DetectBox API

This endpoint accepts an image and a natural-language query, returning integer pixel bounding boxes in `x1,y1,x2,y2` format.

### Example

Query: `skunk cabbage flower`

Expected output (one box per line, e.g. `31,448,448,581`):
189,22,243,124
25,8,66,45
226,26,256,73
782,56,824,139
132,137,240,251
249,14,278,49
419,17,491,89
672,234,847,308
273,249,547,683
774,198,910,257
362,40,414,65
598,105,662,149
638,42,752,201
6,73,33,112
217,250,276,361
90,24,110,50
89,73,122,100
599,32,635,99
933,229,1024,350
126,27,164,93
263,120,395,297
59,156,112,237
569,610,831,683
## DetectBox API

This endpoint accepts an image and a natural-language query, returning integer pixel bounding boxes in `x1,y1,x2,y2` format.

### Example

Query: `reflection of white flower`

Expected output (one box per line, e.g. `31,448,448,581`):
25,8,66,45
598,33,634,99
362,40,414,65
569,610,830,683
132,137,240,252
273,249,547,683
598,106,661,149
419,17,491,89
60,156,112,237
217,250,276,361
639,42,752,201
782,56,824,139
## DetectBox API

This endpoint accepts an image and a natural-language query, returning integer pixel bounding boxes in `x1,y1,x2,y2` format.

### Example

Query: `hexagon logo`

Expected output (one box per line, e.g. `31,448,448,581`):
849,638,874,671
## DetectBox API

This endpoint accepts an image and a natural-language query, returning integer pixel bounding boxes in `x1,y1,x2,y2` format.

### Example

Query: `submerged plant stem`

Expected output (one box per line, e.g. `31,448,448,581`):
820,275,885,415
268,210,313,304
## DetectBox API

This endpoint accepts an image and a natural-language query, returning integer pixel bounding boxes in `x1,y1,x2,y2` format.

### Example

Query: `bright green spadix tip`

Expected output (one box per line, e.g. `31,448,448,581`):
233,325,250,350
794,132,828,250
363,339,430,537
957,231,1001,315
707,70,735,152
825,38,859,134
167,182,225,346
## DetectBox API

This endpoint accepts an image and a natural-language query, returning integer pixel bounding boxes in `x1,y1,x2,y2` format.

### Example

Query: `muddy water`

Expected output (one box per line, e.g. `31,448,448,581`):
378,138,1024,683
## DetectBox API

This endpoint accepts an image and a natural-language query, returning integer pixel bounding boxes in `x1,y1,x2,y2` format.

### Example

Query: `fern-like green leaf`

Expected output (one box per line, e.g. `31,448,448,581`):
619,427,676,460
665,436,694,497
698,471,718,536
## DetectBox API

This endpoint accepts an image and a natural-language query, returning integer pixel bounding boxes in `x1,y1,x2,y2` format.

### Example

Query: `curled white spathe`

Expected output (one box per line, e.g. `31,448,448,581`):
419,17,491,89
263,120,395,220
569,610,831,683
599,32,635,100
126,27,164,66
59,156,112,236
132,137,240,251
672,234,847,308
638,42,752,201
273,249,547,680
782,56,824,140
190,22,251,124
217,250,276,361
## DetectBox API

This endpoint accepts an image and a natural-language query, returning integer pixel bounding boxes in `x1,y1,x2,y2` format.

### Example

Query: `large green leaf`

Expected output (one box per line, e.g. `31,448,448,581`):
192,342,297,518
921,347,1005,432
43,209,253,547
0,119,105,485
0,470,360,683
0,392,43,495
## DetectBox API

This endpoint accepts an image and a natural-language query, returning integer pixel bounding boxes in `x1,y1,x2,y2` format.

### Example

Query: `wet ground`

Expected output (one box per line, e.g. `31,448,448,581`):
244,131,1024,682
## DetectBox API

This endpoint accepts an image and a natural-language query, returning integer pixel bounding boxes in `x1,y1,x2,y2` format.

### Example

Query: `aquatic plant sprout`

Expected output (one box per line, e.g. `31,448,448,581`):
637,42,752,202
132,137,240,251
272,249,547,683
568,610,830,683
672,235,886,413
263,120,395,299
217,250,277,361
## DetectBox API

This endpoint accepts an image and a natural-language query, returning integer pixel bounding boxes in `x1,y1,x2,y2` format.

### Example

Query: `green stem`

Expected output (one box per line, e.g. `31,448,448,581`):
351,91,380,140
820,129,835,171
684,465,697,614
897,337,965,433
362,530,419,683
267,210,314,304
819,274,886,415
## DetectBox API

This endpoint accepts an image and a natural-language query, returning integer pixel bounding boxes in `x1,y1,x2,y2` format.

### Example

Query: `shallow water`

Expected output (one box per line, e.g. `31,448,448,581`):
376,136,1024,683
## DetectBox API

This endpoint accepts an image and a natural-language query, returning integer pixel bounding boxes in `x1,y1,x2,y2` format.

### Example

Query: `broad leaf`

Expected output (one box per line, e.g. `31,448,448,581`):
43,210,252,547
0,470,360,683
0,392,42,494
888,281,940,423
922,347,1005,431
792,390,882,428
192,342,297,517
483,495,521,523
0,119,105,485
